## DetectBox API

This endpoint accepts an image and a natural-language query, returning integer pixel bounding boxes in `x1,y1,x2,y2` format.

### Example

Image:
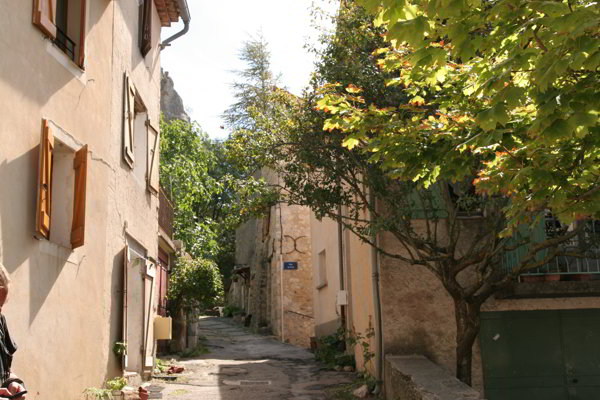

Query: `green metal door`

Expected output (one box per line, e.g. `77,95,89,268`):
481,309,600,400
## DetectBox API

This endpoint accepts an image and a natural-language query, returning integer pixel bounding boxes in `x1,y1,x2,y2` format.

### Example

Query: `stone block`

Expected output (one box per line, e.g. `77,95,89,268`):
385,355,481,400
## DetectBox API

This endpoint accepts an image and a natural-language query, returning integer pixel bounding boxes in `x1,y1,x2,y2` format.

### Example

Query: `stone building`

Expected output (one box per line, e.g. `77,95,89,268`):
230,170,315,347
312,208,600,399
0,0,188,398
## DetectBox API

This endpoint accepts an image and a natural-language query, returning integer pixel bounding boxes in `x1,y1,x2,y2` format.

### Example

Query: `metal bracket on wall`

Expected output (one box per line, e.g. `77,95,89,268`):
284,235,307,254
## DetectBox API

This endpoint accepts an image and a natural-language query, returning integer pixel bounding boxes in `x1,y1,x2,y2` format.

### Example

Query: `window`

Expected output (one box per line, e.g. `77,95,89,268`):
122,73,160,193
317,249,327,289
33,0,88,67
35,119,88,249
139,0,153,57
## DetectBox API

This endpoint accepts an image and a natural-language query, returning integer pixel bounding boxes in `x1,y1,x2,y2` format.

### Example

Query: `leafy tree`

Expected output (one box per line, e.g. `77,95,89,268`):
229,0,600,385
168,256,224,312
160,117,273,312
223,33,281,132
328,0,600,228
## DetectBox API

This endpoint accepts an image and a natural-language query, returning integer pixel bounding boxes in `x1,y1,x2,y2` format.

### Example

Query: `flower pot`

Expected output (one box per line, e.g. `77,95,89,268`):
544,274,561,282
520,275,545,283
139,387,149,400
111,390,123,400
571,273,593,281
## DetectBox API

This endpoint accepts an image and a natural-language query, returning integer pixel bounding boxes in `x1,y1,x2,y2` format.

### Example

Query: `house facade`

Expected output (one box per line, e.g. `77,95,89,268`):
312,211,600,399
0,0,186,398
230,170,315,348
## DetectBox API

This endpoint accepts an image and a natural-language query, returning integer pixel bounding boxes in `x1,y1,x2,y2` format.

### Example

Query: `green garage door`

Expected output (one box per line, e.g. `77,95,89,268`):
481,309,600,400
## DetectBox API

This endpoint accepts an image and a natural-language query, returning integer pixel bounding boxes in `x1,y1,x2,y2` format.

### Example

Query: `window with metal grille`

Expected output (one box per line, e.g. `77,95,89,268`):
502,214,600,281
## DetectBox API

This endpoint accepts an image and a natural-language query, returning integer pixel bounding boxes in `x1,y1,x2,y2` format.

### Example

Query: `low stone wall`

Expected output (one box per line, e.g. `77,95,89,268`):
384,355,481,400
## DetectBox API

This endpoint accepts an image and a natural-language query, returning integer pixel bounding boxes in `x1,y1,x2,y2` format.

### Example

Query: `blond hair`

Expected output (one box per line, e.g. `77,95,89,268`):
0,263,11,291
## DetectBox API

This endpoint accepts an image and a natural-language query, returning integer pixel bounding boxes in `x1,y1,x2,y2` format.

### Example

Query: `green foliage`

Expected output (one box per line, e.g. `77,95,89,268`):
168,256,224,313
112,341,127,357
104,377,127,391
223,33,281,132
222,305,244,318
155,358,172,373
160,117,275,302
326,374,377,400
324,0,600,230
315,327,375,371
83,387,112,400
315,328,353,369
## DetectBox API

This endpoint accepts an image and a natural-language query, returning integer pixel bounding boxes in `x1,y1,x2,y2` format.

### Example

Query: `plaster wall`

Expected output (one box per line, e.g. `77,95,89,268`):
309,212,377,374
310,216,342,338
345,228,376,375
0,1,162,398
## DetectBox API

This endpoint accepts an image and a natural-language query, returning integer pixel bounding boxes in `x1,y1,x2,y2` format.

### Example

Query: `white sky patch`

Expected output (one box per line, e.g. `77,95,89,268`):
160,1,339,140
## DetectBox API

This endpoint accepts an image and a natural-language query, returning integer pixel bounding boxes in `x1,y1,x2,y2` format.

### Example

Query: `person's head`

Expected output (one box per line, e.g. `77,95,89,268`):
0,263,11,310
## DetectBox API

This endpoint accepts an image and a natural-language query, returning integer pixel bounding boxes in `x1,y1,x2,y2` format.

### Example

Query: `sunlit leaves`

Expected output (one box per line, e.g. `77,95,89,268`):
318,0,600,230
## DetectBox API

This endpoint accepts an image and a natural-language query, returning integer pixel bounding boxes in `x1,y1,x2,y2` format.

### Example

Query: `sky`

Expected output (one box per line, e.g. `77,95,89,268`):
160,1,339,140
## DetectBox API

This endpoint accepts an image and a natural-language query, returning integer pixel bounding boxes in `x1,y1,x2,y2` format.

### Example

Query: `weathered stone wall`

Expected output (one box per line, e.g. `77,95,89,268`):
232,170,315,347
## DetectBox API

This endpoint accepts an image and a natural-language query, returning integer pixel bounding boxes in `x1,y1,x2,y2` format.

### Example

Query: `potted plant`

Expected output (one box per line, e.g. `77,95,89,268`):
112,342,127,358
105,377,127,400
83,387,112,400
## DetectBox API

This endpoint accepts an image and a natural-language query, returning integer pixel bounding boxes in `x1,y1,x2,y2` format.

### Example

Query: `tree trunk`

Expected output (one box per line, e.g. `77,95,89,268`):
454,298,481,386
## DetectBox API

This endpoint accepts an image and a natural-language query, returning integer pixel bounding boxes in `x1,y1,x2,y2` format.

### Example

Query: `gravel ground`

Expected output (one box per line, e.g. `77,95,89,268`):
147,317,357,400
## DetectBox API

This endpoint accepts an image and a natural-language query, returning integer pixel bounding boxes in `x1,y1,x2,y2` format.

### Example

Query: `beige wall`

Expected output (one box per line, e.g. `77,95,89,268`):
310,216,342,338
310,213,378,374
0,1,163,398
345,228,376,375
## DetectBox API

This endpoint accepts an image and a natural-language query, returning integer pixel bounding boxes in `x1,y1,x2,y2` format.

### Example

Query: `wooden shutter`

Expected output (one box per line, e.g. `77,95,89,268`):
70,145,88,249
32,0,57,40
123,73,135,168
78,0,88,68
35,120,54,240
140,0,152,57
147,121,159,194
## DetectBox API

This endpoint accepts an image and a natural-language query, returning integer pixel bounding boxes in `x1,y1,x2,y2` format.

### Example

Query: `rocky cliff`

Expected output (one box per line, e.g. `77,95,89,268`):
160,69,190,122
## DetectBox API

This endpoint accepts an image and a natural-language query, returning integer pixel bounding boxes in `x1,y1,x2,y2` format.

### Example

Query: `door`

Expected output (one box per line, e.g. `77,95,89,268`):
143,261,156,369
123,245,146,373
481,309,600,400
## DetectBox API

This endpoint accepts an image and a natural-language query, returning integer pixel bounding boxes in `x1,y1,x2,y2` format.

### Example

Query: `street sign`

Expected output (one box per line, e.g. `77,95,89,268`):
283,261,298,270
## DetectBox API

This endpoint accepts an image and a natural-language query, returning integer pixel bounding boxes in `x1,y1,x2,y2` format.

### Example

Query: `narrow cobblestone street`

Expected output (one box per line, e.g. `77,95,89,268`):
148,317,356,400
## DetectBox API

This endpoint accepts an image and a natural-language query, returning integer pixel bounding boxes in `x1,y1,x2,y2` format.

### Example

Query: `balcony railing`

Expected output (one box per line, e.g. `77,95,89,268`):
502,217,600,280
159,187,174,239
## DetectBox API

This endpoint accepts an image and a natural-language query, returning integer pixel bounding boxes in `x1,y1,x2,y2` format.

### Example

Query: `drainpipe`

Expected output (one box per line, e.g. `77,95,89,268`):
160,0,191,50
337,205,346,328
370,189,383,395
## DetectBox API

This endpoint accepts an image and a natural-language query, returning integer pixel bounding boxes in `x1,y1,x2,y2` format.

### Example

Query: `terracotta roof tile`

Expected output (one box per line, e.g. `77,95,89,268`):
154,0,181,27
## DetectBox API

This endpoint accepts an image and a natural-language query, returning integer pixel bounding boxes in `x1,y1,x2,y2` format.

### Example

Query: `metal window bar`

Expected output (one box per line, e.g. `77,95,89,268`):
502,217,600,277
54,27,76,61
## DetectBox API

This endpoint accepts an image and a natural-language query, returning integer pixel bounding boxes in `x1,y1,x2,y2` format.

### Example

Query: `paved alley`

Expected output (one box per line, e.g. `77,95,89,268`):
149,317,356,400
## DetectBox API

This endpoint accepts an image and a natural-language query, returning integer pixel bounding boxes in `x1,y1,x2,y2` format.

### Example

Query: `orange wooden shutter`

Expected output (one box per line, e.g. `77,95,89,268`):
123,73,135,168
32,0,57,40
35,120,54,239
78,0,88,68
140,0,152,57
147,121,159,194
70,145,88,249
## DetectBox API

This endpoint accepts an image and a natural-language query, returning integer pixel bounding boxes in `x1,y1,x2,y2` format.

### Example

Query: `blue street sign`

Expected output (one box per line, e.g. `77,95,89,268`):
283,261,298,270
